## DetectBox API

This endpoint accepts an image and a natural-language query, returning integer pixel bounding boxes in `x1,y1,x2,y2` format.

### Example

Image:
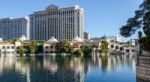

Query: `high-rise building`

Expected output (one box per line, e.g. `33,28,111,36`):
0,17,29,40
84,32,90,40
30,5,84,41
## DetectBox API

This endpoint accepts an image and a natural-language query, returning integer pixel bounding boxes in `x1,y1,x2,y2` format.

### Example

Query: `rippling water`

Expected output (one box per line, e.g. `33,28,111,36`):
0,54,137,82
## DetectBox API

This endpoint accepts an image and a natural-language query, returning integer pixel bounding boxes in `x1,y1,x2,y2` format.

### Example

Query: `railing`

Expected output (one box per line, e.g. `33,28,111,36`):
142,51,150,56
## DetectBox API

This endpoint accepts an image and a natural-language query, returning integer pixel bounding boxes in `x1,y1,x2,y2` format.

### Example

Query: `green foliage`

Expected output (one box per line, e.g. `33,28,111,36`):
29,41,38,54
74,49,82,57
120,0,150,51
37,44,43,53
16,41,42,55
81,46,93,56
120,0,150,37
11,38,18,44
100,40,109,53
56,40,72,53
140,37,150,51
17,46,24,56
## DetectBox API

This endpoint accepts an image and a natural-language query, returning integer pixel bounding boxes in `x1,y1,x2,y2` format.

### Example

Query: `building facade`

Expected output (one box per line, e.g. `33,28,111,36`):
0,17,29,40
84,32,90,40
43,37,59,54
0,41,15,54
30,5,84,41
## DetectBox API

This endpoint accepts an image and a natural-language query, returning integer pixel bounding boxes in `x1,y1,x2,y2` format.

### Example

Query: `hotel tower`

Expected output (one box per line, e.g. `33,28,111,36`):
30,5,84,41
0,17,29,40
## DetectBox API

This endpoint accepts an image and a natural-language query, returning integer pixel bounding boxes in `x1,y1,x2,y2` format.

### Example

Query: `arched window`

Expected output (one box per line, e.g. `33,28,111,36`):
111,45,114,49
11,46,15,49
7,46,10,49
115,46,119,50
45,46,49,49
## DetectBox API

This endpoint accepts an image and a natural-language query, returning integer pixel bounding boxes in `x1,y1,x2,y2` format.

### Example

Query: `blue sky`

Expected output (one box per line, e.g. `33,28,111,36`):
0,0,142,40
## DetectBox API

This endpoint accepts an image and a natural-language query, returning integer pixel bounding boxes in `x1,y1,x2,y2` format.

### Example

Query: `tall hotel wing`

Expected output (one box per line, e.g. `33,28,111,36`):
0,17,29,40
30,5,84,41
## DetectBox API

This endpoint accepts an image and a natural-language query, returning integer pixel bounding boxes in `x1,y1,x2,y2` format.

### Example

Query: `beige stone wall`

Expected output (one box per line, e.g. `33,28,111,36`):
136,55,150,81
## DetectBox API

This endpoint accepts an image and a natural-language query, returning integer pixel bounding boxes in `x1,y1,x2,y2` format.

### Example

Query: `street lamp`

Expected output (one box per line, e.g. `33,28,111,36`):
138,31,142,55
137,31,142,66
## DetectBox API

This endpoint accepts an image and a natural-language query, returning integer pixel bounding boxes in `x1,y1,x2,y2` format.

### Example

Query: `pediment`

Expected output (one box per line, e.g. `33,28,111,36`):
46,4,59,10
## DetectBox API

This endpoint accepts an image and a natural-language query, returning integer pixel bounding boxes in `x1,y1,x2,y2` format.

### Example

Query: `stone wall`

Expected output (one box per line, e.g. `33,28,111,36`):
136,54,150,81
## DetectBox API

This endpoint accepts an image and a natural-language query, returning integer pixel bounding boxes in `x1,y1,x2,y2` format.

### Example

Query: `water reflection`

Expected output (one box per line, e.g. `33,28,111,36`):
0,54,137,82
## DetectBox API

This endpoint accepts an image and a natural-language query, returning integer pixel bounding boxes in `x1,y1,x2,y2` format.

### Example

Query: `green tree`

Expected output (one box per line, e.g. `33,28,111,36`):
140,37,150,51
37,44,43,53
17,46,24,56
100,40,109,53
74,49,82,57
11,38,18,44
29,41,38,54
120,0,150,51
56,40,72,53
81,46,93,56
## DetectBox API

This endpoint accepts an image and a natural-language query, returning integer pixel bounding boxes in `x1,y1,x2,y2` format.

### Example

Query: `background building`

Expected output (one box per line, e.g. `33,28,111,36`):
30,4,84,41
0,17,29,40
84,32,90,40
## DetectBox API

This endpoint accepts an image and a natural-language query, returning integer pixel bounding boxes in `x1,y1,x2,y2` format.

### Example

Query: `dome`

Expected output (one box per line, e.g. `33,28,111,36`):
47,37,58,42
19,35,28,41
73,36,83,42
46,4,59,10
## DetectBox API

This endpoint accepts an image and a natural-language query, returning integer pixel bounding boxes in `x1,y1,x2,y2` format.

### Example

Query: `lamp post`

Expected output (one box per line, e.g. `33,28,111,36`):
137,31,142,66
138,31,142,55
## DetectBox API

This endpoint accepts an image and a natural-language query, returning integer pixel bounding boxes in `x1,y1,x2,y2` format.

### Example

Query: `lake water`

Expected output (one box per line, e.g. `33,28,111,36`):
0,54,139,82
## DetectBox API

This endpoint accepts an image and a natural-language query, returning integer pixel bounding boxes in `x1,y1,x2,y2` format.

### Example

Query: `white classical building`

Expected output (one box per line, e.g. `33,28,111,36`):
108,39,138,54
71,37,101,52
43,37,59,54
19,35,29,42
0,41,15,55
0,38,22,56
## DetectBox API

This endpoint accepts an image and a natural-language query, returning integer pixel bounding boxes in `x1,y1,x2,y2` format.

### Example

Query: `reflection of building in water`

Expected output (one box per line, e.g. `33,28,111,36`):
93,55,135,72
0,56,16,73
0,56,27,82
0,55,137,82
0,56,85,82
43,56,58,73
69,58,84,82
15,59,31,82
83,59,91,75
28,57,84,82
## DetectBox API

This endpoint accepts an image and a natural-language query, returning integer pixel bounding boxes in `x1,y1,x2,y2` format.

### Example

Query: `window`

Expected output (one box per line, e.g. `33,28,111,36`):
17,47,19,49
45,51,49,53
7,46,10,49
2,46,5,49
111,45,114,49
126,49,130,53
45,46,49,49
50,46,53,49
115,46,119,50
132,49,135,52
120,47,123,51
11,46,15,49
